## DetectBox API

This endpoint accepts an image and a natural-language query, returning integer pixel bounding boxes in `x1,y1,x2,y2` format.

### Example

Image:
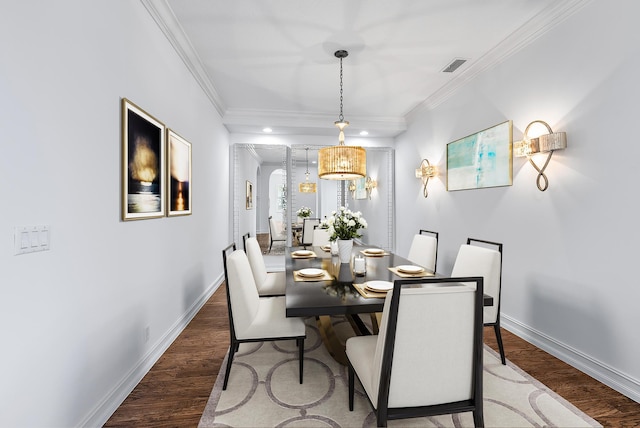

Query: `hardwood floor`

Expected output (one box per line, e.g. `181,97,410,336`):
105,277,640,427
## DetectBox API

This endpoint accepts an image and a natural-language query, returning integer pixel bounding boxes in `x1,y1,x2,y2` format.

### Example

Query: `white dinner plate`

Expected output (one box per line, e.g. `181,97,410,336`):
364,248,384,255
298,268,324,277
292,250,313,256
365,281,393,292
396,265,424,274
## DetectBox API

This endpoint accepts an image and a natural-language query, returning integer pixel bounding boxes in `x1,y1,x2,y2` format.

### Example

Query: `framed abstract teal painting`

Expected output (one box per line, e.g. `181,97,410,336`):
446,120,513,191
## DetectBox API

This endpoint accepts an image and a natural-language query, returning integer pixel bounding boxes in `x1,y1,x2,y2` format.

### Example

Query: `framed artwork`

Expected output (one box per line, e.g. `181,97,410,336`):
246,180,253,210
446,120,513,191
121,98,166,220
353,177,367,200
167,129,192,216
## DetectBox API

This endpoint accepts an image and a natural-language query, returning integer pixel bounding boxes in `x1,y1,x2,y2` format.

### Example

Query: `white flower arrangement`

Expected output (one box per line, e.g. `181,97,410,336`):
296,206,312,218
324,206,367,241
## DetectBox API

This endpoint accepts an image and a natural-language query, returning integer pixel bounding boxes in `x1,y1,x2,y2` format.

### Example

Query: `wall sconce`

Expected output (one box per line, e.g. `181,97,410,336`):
349,176,377,200
514,120,567,191
365,176,377,199
415,159,437,198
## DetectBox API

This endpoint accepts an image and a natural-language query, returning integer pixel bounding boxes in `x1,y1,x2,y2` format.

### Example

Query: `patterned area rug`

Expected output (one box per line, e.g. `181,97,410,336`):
198,318,601,428
257,233,286,255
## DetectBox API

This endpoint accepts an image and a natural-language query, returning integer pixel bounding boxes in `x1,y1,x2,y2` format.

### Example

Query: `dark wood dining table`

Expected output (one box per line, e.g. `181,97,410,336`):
285,244,493,363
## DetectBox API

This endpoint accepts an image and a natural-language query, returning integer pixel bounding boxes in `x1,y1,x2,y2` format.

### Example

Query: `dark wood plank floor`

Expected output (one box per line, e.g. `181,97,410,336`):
105,267,640,427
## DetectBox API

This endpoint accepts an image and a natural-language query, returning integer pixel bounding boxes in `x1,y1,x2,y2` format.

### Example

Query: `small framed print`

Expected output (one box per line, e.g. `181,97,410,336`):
121,98,165,220
167,129,192,216
246,180,253,210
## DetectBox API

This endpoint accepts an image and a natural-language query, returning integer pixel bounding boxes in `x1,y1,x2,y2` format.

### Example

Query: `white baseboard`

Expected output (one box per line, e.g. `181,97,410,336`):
501,314,640,403
81,275,224,427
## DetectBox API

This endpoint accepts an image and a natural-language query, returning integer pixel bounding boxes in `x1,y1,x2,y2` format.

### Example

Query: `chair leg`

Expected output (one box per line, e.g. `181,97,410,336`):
268,238,273,253
222,342,237,390
493,324,506,365
298,337,304,384
473,408,484,428
376,411,387,427
348,363,355,411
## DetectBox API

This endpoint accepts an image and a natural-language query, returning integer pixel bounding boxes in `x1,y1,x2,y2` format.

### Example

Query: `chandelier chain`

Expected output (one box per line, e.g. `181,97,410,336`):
339,56,344,122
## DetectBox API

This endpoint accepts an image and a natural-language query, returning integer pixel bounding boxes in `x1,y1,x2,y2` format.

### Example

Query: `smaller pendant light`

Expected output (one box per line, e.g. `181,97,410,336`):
298,147,317,193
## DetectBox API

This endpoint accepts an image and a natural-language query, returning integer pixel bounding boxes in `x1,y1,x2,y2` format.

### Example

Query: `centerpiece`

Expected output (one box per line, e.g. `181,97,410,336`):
324,206,367,263
296,206,312,224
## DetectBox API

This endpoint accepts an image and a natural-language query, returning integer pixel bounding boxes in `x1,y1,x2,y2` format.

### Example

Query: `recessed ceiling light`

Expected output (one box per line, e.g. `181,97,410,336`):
359,131,369,136
263,127,272,133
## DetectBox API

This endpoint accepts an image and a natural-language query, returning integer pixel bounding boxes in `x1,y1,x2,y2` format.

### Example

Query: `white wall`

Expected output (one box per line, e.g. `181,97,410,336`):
395,0,640,401
0,1,230,426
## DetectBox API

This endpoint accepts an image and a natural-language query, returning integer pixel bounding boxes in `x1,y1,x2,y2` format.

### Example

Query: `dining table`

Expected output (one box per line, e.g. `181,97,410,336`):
285,244,493,364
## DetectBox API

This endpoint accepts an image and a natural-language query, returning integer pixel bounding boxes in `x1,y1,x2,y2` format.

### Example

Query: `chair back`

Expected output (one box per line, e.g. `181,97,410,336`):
374,277,484,410
269,216,286,240
301,218,320,246
451,240,502,324
406,230,438,272
223,248,260,340
242,232,250,251
312,227,330,247
245,237,268,287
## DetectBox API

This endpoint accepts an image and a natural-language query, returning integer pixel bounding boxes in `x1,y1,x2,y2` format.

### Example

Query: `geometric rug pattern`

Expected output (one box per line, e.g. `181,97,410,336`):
199,317,602,427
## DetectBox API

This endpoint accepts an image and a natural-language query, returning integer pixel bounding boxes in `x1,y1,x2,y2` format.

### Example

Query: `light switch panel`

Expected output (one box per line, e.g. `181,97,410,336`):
14,225,51,255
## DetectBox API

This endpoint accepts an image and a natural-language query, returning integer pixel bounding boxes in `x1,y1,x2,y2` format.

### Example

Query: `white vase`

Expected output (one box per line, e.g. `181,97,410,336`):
297,216,305,224
337,239,353,264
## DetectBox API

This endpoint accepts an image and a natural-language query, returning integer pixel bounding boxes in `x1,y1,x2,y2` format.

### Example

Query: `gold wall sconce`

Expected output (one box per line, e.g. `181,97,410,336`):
514,120,567,191
365,176,377,198
349,176,377,200
415,159,437,198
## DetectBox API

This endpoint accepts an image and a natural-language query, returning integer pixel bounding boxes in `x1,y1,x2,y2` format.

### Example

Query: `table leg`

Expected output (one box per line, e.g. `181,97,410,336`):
317,315,348,365
370,313,381,334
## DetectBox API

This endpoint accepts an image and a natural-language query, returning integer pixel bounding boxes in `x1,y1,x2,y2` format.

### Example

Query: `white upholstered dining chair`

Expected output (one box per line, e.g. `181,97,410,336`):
245,237,286,296
268,216,287,252
346,276,485,427
221,244,306,390
451,238,505,364
406,229,439,273
301,217,320,246
311,227,331,247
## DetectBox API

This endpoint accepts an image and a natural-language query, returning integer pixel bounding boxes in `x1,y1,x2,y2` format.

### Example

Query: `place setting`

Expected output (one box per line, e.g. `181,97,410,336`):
360,247,389,257
293,267,332,282
353,280,393,298
388,264,434,278
290,249,318,259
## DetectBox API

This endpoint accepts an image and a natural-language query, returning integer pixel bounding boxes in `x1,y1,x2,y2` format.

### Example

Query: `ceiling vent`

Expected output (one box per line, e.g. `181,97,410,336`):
442,58,467,73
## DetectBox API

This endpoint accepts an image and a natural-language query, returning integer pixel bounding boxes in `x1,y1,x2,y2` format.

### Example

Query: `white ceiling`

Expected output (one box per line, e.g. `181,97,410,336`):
143,0,581,138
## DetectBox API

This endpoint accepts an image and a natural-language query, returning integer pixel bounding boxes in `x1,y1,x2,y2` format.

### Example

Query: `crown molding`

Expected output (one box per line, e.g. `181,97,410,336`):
140,0,226,116
142,0,591,134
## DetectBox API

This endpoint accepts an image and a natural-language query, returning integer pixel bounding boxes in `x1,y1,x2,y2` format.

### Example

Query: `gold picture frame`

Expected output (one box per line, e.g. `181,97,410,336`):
121,98,166,220
167,129,192,216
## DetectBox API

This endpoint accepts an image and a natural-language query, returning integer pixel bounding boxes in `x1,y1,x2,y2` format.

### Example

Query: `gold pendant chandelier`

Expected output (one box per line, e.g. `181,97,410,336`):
298,147,317,193
318,50,366,180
